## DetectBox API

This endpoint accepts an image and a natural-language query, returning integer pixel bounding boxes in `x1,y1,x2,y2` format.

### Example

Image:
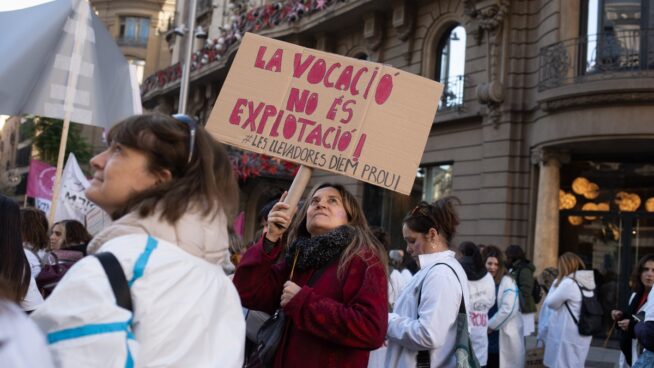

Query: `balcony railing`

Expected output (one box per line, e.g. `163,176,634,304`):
117,37,148,47
438,75,465,112
539,29,654,91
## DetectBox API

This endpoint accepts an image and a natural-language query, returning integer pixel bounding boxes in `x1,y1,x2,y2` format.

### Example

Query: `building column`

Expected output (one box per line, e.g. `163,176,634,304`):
531,149,568,273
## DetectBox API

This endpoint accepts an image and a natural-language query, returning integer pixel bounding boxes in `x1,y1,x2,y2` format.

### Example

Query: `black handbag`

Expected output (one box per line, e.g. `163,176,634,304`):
247,253,328,368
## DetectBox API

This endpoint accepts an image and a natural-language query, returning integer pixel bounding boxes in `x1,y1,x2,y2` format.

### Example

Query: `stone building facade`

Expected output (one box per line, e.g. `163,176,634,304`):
90,0,177,83
141,0,654,315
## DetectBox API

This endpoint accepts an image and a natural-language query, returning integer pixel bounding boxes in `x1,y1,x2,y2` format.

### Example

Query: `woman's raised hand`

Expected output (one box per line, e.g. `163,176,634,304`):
265,191,295,243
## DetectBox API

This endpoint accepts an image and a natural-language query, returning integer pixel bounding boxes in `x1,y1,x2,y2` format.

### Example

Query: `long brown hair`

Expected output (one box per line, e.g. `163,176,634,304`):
555,252,585,287
285,183,388,280
0,195,31,303
482,245,507,284
20,207,50,251
54,220,92,247
106,113,238,224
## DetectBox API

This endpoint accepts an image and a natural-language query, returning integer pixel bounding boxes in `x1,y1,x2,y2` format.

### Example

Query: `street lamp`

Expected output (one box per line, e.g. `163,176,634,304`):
177,0,199,115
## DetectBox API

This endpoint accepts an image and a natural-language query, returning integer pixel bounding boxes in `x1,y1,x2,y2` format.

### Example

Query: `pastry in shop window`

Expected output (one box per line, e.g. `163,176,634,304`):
560,192,577,210
582,202,598,220
568,216,584,225
615,192,641,212
572,177,590,195
597,202,610,211
583,182,600,200
646,197,654,212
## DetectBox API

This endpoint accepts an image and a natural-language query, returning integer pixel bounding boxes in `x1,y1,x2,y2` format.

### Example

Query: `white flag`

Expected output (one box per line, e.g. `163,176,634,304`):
53,153,96,223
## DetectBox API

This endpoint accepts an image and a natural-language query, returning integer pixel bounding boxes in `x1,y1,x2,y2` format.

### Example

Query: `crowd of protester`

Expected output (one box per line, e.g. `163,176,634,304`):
3,113,654,368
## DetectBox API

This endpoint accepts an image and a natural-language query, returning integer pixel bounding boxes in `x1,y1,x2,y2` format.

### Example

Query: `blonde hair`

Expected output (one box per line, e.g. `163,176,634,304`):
555,252,586,287
286,183,388,280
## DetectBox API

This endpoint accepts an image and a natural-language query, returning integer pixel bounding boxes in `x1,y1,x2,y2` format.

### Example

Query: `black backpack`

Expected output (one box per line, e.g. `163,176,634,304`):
565,280,603,336
516,267,543,308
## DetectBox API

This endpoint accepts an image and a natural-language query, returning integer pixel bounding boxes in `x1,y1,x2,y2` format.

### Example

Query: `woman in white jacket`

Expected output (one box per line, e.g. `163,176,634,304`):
385,198,470,368
458,241,496,367
542,252,594,368
483,245,524,368
30,113,245,367
612,254,654,367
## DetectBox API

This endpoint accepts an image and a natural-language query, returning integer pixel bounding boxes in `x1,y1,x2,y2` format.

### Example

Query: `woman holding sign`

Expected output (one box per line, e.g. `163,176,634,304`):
233,183,388,368
31,113,245,367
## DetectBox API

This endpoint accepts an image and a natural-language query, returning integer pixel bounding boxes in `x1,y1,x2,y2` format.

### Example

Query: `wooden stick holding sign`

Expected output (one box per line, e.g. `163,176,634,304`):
206,32,442,204
282,165,313,213
273,165,313,230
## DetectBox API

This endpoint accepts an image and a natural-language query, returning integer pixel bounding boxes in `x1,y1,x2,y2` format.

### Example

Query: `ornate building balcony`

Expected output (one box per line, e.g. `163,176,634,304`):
140,0,382,107
538,29,654,111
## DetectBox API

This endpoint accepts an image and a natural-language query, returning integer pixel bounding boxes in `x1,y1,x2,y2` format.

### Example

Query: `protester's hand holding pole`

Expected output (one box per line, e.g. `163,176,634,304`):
266,191,294,243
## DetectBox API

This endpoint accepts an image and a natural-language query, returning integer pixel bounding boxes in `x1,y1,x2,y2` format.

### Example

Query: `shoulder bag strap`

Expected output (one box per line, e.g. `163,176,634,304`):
94,252,133,312
417,262,465,316
564,279,583,325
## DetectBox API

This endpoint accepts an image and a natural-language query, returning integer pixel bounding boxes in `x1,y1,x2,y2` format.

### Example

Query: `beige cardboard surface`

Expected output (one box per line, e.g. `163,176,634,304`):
206,32,443,195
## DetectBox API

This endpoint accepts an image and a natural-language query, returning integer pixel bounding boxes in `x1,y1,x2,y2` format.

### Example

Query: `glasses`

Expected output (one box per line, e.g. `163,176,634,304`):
172,114,198,164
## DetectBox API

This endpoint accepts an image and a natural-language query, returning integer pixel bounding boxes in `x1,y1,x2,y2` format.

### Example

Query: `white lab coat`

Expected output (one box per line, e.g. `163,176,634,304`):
385,250,470,368
619,292,648,368
368,268,410,368
488,275,525,368
0,300,55,368
31,234,245,368
389,268,409,307
542,270,595,368
21,276,44,312
468,272,496,366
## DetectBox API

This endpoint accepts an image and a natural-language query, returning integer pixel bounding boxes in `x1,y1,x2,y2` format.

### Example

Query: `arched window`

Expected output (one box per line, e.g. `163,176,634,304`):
436,25,466,111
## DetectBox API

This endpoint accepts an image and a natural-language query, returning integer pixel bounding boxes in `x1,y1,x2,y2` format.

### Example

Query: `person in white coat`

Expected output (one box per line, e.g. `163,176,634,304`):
458,241,496,367
612,254,654,367
542,252,594,368
537,267,559,344
483,245,524,368
30,113,245,367
385,197,471,368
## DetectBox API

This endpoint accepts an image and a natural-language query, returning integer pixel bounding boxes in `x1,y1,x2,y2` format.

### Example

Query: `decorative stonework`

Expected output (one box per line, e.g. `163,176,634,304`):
530,148,570,167
540,91,654,112
465,0,510,127
392,0,415,41
363,12,384,51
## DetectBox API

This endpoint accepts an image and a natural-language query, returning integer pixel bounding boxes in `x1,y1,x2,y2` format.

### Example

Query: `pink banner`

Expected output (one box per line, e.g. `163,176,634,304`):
233,211,245,237
26,159,55,200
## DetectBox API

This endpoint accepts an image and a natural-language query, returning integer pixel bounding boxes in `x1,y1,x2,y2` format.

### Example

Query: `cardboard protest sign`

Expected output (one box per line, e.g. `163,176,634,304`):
207,33,443,195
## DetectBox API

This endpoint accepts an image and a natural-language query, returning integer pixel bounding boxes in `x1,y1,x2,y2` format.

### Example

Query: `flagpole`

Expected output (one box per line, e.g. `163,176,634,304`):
178,0,198,114
48,0,90,224
48,119,70,223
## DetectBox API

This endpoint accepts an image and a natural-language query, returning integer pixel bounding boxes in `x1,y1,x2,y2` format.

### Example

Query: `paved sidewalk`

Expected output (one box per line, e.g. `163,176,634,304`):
526,336,621,368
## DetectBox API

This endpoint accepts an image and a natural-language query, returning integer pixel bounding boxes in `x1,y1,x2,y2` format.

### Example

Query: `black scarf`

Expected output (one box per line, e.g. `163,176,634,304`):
285,225,355,271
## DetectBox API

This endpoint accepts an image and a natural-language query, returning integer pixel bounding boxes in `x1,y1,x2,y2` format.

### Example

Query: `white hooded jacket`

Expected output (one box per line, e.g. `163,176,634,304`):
31,209,244,368
542,270,596,368
31,234,245,368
